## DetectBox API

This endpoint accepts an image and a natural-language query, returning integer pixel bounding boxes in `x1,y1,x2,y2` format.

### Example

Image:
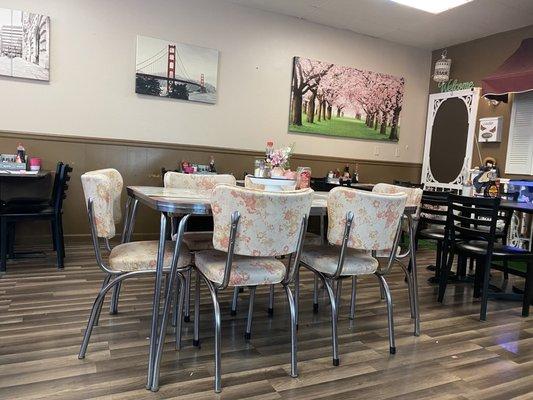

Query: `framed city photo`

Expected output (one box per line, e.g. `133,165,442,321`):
0,7,50,81
135,35,219,104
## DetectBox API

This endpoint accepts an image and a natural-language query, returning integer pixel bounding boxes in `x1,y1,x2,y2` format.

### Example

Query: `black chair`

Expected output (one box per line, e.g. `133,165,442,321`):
438,194,533,320
416,190,449,282
4,162,64,208
0,163,72,271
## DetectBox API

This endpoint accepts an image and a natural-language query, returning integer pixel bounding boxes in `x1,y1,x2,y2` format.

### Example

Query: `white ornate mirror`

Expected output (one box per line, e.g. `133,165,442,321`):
421,88,480,191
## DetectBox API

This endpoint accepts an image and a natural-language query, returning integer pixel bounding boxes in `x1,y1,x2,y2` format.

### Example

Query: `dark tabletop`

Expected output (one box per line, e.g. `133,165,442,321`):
0,170,50,179
500,199,533,214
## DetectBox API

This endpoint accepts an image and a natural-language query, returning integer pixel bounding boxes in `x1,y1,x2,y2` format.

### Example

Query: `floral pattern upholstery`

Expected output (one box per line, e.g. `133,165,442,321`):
211,185,314,257
165,172,235,250
372,183,423,208
301,245,379,276
195,250,286,286
164,172,236,190
327,187,406,251
109,241,191,272
81,169,124,239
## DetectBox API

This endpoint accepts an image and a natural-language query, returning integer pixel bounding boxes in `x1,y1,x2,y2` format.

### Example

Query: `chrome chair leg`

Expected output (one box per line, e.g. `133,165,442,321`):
313,274,319,313
193,269,201,347
151,267,182,391
94,274,112,326
245,286,256,340
349,276,357,320
294,266,300,329
79,272,137,359
109,281,121,315
377,274,396,354
400,262,415,319
183,268,191,322
283,284,298,378
203,278,222,393
172,277,179,328
380,282,386,300
335,279,343,320
322,276,339,366
268,285,274,316
231,287,239,316
175,273,186,350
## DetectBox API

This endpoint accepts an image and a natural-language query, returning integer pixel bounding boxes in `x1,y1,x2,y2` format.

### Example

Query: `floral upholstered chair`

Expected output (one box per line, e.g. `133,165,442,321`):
300,187,407,366
78,169,191,362
230,175,317,318
372,183,423,335
192,184,313,392
164,171,236,323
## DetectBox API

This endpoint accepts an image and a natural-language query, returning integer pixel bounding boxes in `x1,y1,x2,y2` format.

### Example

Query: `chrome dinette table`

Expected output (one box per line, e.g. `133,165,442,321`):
124,186,420,391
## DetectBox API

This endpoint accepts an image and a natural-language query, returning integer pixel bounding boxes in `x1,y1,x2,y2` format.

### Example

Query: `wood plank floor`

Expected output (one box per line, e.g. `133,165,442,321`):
0,243,532,399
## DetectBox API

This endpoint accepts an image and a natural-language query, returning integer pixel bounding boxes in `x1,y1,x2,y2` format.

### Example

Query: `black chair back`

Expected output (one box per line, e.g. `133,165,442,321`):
419,190,449,230
52,164,72,214
446,194,500,246
48,162,64,206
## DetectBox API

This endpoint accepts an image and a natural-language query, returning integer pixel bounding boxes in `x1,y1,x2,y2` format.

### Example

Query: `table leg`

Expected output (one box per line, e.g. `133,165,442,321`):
121,197,132,243
126,198,139,243
151,215,189,391
146,213,167,390
408,214,421,336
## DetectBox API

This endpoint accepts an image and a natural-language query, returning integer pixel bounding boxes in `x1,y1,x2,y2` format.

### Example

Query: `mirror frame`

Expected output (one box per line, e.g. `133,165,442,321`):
421,87,480,191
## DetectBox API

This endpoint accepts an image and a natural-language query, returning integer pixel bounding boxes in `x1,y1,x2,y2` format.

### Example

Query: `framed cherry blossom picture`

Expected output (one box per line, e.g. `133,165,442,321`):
289,56,405,141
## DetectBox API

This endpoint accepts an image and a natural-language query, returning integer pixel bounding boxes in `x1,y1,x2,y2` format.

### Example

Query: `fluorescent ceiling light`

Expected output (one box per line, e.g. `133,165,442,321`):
390,0,474,14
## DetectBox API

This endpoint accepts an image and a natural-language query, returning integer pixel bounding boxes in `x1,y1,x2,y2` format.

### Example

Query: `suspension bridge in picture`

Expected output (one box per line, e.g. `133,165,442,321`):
136,44,206,93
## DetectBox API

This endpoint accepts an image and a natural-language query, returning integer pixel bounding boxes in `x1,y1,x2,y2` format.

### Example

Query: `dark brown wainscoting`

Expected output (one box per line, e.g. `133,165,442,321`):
0,130,421,244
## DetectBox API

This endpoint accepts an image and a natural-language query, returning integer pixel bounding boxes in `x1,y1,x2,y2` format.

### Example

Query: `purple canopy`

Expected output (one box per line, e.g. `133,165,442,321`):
482,38,533,103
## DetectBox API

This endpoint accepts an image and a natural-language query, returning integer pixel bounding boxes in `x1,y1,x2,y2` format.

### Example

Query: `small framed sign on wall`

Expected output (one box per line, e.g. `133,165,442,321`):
478,116,503,143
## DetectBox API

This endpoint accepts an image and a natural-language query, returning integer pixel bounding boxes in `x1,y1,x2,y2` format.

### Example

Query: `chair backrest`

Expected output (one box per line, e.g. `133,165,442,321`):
80,168,124,239
373,183,423,208
211,185,314,257
52,163,73,213
446,194,500,246
164,171,236,190
48,161,64,206
419,190,449,228
327,187,407,251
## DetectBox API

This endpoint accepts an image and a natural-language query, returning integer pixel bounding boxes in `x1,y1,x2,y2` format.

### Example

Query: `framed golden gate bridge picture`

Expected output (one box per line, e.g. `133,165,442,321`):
135,35,219,104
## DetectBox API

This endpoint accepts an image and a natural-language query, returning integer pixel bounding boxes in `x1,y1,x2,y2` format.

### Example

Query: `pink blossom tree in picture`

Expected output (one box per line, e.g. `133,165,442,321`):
289,57,405,141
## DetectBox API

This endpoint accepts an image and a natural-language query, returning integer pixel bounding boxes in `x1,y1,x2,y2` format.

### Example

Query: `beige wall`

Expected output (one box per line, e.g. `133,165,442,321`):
0,0,430,164
430,25,533,179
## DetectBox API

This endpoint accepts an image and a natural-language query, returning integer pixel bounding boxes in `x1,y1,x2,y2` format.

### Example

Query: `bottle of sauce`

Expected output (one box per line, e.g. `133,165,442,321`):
297,167,311,189
265,141,274,160
209,156,216,173
16,143,26,163
352,163,359,183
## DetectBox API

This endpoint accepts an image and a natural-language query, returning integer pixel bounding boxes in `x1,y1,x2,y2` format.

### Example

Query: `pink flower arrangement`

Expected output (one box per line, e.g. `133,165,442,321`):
267,145,294,168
